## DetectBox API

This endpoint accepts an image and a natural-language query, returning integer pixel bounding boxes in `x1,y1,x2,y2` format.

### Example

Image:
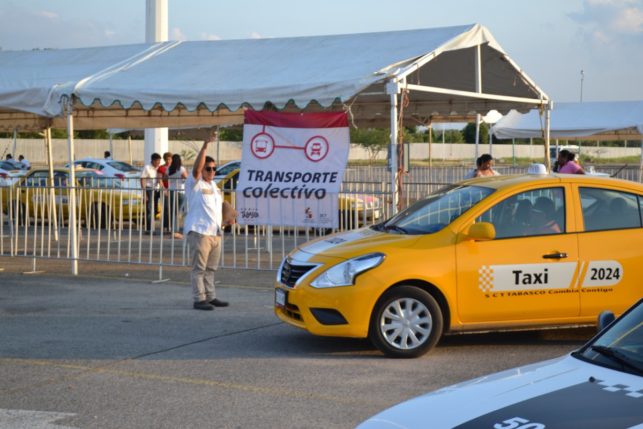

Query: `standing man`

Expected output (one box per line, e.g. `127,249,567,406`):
141,152,162,234
184,131,229,310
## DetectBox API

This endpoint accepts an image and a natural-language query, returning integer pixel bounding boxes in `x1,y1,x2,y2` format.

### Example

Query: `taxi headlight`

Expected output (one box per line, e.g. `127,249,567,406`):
310,253,385,288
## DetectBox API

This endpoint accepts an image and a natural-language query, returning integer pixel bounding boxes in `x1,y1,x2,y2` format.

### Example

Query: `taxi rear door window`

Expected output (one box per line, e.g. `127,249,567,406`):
580,187,642,232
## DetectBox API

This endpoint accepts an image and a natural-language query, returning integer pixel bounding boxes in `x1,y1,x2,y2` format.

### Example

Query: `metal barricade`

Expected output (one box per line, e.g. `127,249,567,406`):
1,164,640,275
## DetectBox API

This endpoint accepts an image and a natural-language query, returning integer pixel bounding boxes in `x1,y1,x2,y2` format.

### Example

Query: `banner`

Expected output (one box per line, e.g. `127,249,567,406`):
236,111,350,227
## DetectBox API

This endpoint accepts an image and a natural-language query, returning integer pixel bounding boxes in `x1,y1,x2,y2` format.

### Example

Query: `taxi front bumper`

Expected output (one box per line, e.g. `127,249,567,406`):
274,274,383,339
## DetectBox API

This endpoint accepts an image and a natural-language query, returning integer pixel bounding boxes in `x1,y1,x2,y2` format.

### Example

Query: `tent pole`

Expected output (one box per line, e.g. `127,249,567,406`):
475,114,480,159
488,126,493,157
428,122,433,168
64,99,78,275
639,139,642,183
45,128,59,242
474,44,482,160
12,128,17,158
109,132,114,158
387,81,400,215
544,104,552,172
128,135,133,165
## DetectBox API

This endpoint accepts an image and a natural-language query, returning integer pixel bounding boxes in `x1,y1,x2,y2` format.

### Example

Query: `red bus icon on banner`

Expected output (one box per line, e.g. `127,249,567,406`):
304,136,329,162
250,132,276,159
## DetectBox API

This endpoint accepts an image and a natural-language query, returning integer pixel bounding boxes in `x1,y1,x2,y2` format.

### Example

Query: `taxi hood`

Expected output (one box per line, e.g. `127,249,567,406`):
294,227,419,260
357,354,643,428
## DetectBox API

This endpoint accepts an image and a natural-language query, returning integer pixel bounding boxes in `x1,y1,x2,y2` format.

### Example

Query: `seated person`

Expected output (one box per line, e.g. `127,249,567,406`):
529,197,561,235
503,199,533,237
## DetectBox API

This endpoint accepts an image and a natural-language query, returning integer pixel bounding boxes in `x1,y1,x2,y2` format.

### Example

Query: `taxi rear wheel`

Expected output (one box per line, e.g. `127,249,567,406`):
369,286,443,358
90,203,111,229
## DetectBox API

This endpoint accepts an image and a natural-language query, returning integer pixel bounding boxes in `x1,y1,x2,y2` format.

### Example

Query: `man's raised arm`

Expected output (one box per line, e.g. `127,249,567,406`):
193,129,217,179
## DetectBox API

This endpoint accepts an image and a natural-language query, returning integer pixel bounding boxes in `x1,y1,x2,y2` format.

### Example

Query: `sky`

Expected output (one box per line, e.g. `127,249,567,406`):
0,0,641,104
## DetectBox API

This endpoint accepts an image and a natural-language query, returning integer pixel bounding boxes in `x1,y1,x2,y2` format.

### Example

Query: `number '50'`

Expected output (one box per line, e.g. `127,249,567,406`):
494,417,545,429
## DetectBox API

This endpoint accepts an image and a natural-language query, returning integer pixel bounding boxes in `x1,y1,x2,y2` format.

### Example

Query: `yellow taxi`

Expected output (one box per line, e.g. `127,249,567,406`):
4,168,144,228
274,172,643,357
215,168,240,205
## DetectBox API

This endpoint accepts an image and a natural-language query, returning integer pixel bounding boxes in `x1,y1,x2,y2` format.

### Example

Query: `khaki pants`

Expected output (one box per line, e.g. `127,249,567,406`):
187,231,221,302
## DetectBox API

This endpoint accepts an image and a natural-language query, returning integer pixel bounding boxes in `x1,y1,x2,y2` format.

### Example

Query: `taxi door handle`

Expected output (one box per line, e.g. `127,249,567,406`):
543,252,567,259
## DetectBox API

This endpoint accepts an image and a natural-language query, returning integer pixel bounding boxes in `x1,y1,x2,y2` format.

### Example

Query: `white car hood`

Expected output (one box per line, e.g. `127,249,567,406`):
357,355,643,429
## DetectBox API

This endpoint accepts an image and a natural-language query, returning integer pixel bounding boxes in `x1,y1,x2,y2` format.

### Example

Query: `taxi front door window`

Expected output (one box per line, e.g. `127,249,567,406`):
476,187,566,239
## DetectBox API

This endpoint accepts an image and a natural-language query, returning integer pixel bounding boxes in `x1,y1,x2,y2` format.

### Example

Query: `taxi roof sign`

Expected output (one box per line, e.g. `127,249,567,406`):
528,163,547,174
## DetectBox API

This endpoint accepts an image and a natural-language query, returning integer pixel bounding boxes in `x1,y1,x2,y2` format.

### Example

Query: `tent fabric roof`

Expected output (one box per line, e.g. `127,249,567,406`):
492,101,643,140
0,23,549,131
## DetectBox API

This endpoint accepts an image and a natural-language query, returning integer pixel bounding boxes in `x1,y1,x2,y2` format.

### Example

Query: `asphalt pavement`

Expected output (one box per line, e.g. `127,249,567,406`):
0,258,594,429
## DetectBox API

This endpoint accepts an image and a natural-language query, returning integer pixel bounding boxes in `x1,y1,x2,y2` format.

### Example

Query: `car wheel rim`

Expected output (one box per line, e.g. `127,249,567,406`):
380,297,432,350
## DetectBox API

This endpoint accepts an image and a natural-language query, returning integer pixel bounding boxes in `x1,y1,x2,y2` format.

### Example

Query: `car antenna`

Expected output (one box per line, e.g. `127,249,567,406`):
610,164,627,178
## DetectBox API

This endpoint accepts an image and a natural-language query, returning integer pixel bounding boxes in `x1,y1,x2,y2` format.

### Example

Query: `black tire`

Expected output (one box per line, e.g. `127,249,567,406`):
369,285,443,358
13,201,27,226
90,203,109,229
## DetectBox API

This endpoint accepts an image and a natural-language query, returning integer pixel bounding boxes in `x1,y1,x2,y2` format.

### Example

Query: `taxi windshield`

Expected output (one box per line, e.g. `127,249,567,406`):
575,300,643,376
378,185,494,235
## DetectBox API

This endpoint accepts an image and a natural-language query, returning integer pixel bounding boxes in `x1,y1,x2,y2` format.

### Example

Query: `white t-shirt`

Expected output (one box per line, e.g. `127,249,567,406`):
167,167,187,191
183,175,223,236
140,164,159,189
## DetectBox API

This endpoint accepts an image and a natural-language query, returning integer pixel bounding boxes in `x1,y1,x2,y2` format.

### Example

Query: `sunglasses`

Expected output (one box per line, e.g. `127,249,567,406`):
204,166,216,172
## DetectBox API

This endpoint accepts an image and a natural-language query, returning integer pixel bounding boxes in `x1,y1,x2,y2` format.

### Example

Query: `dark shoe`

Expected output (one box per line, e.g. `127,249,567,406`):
209,298,229,307
193,300,214,311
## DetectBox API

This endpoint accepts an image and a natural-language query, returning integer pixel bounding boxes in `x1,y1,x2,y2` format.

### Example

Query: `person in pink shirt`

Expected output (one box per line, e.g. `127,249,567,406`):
557,149,585,174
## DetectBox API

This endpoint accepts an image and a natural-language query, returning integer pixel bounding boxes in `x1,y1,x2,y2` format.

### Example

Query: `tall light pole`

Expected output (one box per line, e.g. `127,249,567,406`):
580,69,585,102
144,0,168,164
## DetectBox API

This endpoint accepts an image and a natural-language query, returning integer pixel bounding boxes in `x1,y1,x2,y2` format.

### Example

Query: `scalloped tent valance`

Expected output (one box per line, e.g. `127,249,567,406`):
0,23,549,131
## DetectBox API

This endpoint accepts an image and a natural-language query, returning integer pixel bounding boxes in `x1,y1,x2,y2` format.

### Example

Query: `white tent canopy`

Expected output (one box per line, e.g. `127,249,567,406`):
0,23,549,131
492,101,643,140
0,23,553,274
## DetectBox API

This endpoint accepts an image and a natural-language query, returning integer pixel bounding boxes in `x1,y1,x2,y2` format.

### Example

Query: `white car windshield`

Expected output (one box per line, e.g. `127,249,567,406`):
575,300,643,376
107,161,138,172
376,185,494,235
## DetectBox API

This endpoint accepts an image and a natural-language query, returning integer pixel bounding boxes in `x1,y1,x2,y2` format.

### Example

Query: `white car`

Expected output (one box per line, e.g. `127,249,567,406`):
0,160,28,186
358,298,643,429
67,158,141,190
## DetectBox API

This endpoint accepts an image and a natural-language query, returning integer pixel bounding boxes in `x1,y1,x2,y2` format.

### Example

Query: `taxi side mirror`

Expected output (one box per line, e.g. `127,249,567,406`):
462,222,496,241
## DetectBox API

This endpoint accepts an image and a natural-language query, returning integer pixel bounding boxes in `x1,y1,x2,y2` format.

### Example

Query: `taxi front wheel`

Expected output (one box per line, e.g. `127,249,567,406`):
369,286,443,358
